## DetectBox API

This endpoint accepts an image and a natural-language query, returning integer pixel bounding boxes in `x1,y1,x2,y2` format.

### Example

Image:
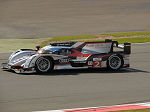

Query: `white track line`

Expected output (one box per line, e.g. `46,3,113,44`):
136,102,150,107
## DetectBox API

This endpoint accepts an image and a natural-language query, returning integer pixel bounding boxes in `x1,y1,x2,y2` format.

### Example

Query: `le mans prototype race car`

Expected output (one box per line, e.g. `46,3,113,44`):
1,39,131,73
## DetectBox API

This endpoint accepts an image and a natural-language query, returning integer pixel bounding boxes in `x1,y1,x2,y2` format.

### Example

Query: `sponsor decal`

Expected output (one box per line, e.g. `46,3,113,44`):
59,59,70,63
88,61,93,65
85,43,111,48
93,58,102,61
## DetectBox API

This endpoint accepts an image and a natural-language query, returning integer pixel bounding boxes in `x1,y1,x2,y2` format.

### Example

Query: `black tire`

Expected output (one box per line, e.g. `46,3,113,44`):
107,55,123,70
35,57,53,73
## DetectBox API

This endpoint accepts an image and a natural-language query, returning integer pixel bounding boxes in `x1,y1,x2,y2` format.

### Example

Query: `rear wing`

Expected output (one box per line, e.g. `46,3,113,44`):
105,39,131,54
118,43,131,54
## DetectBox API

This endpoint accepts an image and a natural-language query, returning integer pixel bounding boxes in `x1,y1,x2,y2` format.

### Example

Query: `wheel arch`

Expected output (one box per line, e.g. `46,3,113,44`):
24,55,54,69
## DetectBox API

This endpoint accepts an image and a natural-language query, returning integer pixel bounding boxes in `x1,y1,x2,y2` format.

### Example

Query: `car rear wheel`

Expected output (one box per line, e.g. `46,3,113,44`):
107,55,123,70
35,57,53,73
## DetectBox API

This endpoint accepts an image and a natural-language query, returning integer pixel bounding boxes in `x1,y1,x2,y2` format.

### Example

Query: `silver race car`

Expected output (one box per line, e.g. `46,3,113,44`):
1,39,131,73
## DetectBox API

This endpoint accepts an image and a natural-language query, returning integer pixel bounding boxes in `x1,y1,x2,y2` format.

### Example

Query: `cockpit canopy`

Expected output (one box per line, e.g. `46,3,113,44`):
37,46,72,55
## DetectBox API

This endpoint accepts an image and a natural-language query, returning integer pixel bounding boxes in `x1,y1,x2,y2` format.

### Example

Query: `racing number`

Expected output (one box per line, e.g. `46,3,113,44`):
93,61,101,68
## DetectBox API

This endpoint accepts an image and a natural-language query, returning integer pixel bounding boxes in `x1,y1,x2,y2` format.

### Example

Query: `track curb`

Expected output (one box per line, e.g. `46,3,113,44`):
34,102,150,112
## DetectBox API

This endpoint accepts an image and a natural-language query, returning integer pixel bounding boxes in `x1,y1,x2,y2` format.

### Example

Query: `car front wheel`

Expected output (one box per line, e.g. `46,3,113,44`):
35,57,53,73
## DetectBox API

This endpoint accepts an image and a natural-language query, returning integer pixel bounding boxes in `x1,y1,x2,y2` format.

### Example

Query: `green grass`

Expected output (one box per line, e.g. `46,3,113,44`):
1,31,150,53
40,35,97,47
0,38,49,53
50,35,96,41
86,37,150,44
110,108,150,112
66,37,150,44
40,32,150,47
112,37,150,44
102,31,150,37
40,37,150,47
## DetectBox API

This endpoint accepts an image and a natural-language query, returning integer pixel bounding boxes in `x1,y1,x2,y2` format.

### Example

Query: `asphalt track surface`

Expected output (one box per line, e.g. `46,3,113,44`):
0,0,150,38
0,43,150,112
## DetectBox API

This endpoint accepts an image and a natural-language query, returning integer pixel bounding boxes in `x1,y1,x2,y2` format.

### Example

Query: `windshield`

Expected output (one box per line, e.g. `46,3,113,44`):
37,46,70,54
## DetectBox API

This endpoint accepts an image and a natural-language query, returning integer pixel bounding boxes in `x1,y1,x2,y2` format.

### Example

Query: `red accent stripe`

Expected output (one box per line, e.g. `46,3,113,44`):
64,105,150,112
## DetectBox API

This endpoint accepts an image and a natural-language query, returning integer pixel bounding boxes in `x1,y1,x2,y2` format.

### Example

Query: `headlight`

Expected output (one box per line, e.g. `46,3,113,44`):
37,49,45,54
37,49,51,54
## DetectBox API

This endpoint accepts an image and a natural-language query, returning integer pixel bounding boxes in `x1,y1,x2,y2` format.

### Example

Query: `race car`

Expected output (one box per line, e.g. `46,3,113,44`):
1,39,131,73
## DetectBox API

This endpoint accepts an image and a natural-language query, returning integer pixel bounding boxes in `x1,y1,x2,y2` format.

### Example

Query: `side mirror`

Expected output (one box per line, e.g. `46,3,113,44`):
112,41,118,47
36,46,40,50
